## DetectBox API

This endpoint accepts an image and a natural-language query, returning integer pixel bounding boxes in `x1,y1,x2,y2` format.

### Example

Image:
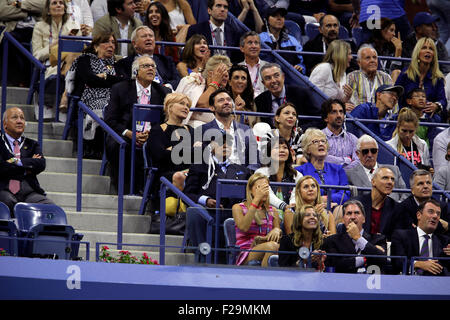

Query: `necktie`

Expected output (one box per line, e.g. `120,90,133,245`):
214,28,223,46
420,234,430,257
9,140,21,194
316,170,326,184
140,88,149,105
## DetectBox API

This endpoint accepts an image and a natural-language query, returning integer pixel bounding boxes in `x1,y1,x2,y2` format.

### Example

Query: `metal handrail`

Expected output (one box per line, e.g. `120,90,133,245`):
1,32,46,147
77,101,127,248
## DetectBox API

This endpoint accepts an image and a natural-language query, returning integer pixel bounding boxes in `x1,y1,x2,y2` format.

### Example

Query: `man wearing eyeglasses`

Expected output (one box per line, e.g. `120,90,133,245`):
105,54,171,194
346,134,407,202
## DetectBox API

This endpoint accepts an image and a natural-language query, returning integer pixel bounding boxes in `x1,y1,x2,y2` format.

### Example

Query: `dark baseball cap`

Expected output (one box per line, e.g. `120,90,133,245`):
413,12,439,28
376,84,404,97
266,6,288,19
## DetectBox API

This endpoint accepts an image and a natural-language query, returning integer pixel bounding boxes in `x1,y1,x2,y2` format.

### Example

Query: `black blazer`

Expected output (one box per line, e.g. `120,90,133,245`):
104,79,171,151
254,85,321,130
391,228,450,275
183,160,251,209
353,193,398,240
322,230,387,273
0,134,46,195
115,53,181,89
394,195,450,236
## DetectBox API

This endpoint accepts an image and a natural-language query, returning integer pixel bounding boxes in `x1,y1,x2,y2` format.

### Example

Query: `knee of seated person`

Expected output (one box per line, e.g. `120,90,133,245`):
172,171,186,184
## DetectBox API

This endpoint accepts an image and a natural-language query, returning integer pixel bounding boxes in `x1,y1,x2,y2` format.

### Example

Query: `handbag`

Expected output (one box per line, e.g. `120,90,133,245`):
149,197,186,236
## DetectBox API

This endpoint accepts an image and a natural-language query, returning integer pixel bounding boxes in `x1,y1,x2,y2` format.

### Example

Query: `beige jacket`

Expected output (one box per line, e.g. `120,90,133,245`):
0,0,45,41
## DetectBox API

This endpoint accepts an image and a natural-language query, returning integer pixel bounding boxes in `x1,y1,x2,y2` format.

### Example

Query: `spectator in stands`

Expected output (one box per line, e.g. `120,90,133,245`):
115,26,180,90
238,31,270,97
146,92,194,195
395,37,447,122
348,84,403,141
394,169,449,236
176,55,231,128
0,107,54,214
386,108,432,172
186,0,244,62
226,64,258,127
90,0,108,22
229,0,264,33
345,134,408,202
156,0,196,34
434,142,450,191
321,99,359,171
92,0,142,57
402,12,450,75
287,0,327,25
65,0,93,35
404,88,441,149
327,0,353,32
351,167,398,240
256,136,303,232
346,46,393,110
278,205,326,268
104,55,171,194
433,125,450,173
426,0,450,54
309,40,354,102
254,63,319,129
360,17,402,82
322,199,387,274
144,1,179,63
259,6,305,74
233,172,282,267
198,88,259,169
31,0,81,119
269,102,304,165
296,128,351,207
303,14,358,76
391,198,450,276
0,0,45,87
70,33,125,159
176,34,210,77
291,175,337,236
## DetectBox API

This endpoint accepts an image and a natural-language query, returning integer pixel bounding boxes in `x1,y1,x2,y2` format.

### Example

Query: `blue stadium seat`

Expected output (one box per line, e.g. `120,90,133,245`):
0,202,18,256
223,218,240,265
352,27,364,47
14,203,83,260
285,20,303,45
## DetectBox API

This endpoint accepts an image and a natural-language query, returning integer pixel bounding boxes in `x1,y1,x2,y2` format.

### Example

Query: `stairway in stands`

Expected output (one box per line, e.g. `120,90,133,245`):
2,86,194,264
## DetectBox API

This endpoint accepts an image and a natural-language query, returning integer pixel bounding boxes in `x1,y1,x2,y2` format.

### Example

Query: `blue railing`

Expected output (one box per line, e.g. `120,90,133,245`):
77,101,126,248
1,32,45,147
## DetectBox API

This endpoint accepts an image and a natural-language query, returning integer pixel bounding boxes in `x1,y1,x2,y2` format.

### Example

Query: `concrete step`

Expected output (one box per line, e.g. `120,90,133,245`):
39,172,111,194
45,156,102,175
5,104,35,121
67,211,150,233
40,139,74,158
78,230,185,253
47,192,143,214
0,86,29,105
24,121,66,140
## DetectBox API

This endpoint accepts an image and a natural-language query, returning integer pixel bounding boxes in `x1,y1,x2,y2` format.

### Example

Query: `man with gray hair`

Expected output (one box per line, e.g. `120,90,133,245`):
346,134,408,202
322,199,387,273
105,54,171,194
115,25,180,89
346,46,393,110
254,62,319,129
394,169,449,236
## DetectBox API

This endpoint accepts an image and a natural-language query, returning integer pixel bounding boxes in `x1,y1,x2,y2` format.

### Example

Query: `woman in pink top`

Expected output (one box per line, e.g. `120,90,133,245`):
232,173,282,267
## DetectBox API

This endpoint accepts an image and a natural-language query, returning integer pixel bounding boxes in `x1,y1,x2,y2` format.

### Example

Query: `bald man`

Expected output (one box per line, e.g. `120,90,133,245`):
0,107,53,215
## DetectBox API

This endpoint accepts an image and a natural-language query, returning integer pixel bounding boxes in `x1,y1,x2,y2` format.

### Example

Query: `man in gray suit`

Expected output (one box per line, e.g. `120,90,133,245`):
346,134,408,202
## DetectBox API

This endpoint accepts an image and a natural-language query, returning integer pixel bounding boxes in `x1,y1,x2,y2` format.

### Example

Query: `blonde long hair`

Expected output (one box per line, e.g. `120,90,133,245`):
407,37,444,86
292,205,323,249
294,176,329,228
322,40,351,83
245,173,272,224
392,108,419,153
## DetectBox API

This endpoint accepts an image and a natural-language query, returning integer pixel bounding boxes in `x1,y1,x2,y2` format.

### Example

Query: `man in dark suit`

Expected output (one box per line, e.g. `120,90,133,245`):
346,134,408,202
115,26,180,89
394,169,449,236
323,199,387,273
254,63,320,130
0,107,54,214
391,199,450,276
185,132,251,260
186,0,244,63
352,167,399,240
197,88,260,170
105,55,171,194
302,14,358,76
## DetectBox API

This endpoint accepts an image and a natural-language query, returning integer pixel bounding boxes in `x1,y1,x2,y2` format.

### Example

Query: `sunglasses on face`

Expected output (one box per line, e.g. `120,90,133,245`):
361,148,378,155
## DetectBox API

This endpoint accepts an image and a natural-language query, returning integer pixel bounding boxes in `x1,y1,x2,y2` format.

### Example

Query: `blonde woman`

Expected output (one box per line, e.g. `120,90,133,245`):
232,173,282,267
395,37,446,119
284,175,336,237
176,55,231,128
386,108,431,172
309,40,354,102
